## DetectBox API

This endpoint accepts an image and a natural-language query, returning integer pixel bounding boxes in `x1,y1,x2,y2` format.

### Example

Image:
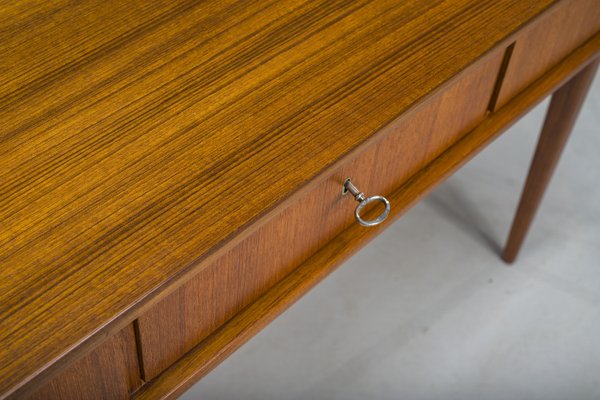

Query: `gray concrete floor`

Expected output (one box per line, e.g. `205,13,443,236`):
181,77,600,400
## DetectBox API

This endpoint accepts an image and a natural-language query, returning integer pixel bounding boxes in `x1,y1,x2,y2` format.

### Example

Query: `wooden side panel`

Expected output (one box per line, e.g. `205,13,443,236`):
28,325,141,400
497,0,600,108
136,49,505,380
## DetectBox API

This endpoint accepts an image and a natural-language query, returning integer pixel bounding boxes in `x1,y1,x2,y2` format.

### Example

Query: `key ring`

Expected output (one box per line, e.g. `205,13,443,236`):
343,178,390,227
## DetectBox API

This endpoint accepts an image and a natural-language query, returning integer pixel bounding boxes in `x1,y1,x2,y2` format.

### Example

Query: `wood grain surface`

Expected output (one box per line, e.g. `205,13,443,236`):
0,0,562,397
134,32,600,400
497,0,600,107
29,325,141,400
136,48,503,380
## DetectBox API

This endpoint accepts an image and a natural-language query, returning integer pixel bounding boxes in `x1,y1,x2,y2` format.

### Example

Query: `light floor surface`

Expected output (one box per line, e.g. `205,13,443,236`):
181,76,600,400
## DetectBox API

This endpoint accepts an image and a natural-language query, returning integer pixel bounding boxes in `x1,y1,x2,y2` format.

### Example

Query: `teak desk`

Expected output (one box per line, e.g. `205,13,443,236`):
1,0,599,398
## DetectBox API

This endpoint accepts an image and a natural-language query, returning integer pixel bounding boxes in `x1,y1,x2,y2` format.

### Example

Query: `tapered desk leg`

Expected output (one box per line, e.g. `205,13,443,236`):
502,59,599,264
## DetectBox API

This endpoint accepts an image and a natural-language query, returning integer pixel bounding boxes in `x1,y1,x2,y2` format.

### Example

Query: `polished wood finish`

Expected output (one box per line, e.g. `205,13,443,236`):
5,0,600,398
496,0,600,107
503,58,600,263
1,1,562,397
134,32,600,399
136,49,504,380
28,326,141,400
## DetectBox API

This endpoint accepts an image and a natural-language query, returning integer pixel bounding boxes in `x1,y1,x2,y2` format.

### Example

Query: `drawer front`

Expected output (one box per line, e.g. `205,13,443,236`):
28,325,141,400
496,0,600,108
136,48,505,380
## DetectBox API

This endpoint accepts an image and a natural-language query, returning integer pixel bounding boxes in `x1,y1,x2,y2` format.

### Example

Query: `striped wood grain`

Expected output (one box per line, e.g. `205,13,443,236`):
136,48,504,380
133,33,600,400
0,0,559,397
496,0,600,107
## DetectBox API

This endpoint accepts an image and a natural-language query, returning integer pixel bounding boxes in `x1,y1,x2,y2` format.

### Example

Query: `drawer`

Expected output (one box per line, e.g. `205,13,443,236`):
496,0,600,108
28,325,141,400
135,48,505,380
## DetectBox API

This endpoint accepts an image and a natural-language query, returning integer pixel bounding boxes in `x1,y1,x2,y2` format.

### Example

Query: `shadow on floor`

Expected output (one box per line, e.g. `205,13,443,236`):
423,182,504,257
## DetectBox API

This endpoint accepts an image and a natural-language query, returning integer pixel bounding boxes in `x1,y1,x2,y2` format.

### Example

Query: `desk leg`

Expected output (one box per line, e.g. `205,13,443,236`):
502,59,599,264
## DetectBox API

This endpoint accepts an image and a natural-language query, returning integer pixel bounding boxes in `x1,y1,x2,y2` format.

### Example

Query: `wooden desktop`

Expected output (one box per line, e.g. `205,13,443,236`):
1,0,599,398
